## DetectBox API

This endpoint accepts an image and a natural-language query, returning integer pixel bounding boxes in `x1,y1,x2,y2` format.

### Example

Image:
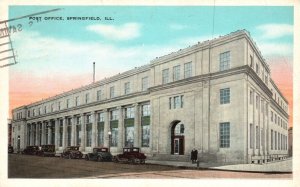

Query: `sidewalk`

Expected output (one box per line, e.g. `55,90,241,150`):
146,158,292,173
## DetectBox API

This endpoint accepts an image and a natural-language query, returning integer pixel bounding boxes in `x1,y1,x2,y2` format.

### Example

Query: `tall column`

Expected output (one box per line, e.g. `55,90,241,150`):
30,124,34,146
55,119,59,150
62,117,67,148
71,116,76,146
91,112,97,148
134,104,140,147
36,123,39,146
104,109,109,147
81,114,86,150
48,123,52,145
118,107,124,151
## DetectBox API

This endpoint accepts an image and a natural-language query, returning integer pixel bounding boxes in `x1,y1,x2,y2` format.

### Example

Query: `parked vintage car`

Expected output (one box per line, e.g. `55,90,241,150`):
61,146,83,159
85,147,113,162
37,145,56,157
8,146,14,154
21,146,39,155
113,147,146,164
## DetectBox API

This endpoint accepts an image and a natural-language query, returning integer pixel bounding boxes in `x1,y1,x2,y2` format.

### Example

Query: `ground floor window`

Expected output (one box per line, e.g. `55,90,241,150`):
142,125,150,147
255,126,259,149
125,126,134,147
271,129,273,150
67,125,71,146
51,125,55,145
39,124,42,145
97,122,104,146
76,124,81,146
27,125,31,146
111,127,118,147
250,123,253,148
220,122,230,148
46,127,49,145
275,131,277,150
86,123,92,147
59,121,63,147
33,125,36,145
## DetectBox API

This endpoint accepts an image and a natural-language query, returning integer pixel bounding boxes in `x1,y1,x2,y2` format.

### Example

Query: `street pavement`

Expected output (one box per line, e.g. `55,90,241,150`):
146,157,292,173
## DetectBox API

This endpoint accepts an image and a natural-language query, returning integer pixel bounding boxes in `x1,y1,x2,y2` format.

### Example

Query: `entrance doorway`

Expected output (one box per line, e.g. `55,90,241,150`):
171,121,185,155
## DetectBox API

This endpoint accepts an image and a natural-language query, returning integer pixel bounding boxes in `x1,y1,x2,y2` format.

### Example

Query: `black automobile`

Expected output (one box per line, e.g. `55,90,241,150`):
8,146,14,154
61,146,83,159
37,145,56,157
85,147,113,162
21,146,39,155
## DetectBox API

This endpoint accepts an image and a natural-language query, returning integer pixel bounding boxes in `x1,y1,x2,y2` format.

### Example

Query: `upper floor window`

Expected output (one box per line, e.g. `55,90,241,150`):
142,104,150,116
124,82,130,95
162,69,169,84
142,76,149,91
97,90,102,101
38,108,41,115
110,86,115,98
125,107,135,118
174,96,181,108
250,55,253,68
169,95,184,109
220,51,230,71
256,95,260,109
28,110,30,117
256,63,259,74
75,96,80,106
220,88,230,104
44,106,47,114
66,99,70,108
51,104,54,112
111,110,118,120
85,93,90,103
173,65,180,81
33,109,35,116
58,101,61,110
184,62,192,78
250,90,253,105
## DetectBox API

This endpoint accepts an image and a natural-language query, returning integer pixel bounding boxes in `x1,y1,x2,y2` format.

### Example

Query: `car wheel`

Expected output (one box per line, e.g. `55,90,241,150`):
140,159,145,164
97,156,103,162
85,155,89,161
129,158,135,164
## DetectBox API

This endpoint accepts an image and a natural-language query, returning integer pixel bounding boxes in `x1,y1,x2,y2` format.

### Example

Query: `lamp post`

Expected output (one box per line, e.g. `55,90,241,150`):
108,131,112,153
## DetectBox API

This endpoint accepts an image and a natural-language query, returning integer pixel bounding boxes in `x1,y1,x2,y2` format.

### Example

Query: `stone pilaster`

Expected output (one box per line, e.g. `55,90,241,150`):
91,111,97,148
134,104,140,147
104,109,109,147
118,107,124,151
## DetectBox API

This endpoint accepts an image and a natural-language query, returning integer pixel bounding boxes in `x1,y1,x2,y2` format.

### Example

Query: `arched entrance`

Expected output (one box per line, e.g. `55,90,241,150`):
171,121,185,155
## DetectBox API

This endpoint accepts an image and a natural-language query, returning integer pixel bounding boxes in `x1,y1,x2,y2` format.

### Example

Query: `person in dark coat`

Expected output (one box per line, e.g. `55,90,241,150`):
194,149,198,163
191,148,197,163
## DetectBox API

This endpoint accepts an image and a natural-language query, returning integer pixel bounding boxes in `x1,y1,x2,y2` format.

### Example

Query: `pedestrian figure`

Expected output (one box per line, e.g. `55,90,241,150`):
191,148,197,163
194,149,198,163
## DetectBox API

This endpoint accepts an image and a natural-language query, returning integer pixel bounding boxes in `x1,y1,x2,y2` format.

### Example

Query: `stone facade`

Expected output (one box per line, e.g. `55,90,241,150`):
11,30,289,164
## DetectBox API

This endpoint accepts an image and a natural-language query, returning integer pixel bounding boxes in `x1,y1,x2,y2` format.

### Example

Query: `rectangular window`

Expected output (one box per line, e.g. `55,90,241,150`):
275,131,277,150
250,90,253,105
97,90,102,101
173,65,180,81
86,122,92,147
174,96,181,109
125,107,135,118
66,99,70,108
76,116,81,146
162,69,169,84
75,96,80,106
250,123,254,148
256,126,260,149
271,129,273,150
110,86,115,98
256,63,259,74
85,93,90,103
97,121,104,146
256,95,260,109
220,51,230,71
250,55,253,68
124,82,130,95
58,101,61,110
271,111,273,122
220,122,230,148
59,120,63,147
38,108,41,115
142,104,150,116
220,88,230,104
125,126,134,147
67,118,72,146
142,125,150,147
33,109,35,117
278,116,280,126
142,76,149,91
98,112,104,122
169,97,172,109
184,62,192,78
265,75,268,85
275,114,277,124
86,114,91,124
111,110,118,120
278,133,281,150
111,127,118,147
28,110,30,117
